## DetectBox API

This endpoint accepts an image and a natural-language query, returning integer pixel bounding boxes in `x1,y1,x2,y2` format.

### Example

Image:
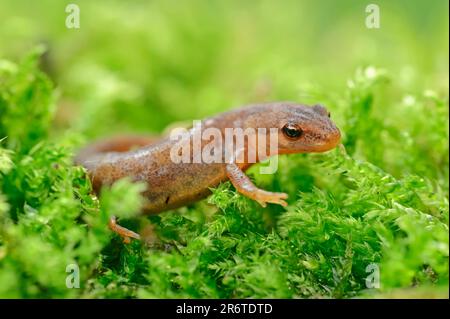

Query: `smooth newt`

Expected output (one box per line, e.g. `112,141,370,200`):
75,102,341,242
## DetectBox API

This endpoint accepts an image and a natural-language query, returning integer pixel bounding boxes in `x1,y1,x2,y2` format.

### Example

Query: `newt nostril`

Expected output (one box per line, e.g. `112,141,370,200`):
332,127,342,145
325,125,341,148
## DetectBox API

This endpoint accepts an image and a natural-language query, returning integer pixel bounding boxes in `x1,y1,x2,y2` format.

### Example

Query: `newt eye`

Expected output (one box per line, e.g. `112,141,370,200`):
327,112,331,118
282,123,303,139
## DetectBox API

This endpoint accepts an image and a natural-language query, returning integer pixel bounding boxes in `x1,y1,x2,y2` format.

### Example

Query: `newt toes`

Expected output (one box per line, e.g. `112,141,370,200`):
75,102,341,242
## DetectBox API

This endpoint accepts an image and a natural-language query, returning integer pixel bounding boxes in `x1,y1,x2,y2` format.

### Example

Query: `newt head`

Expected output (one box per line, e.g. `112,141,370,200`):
277,102,341,154
245,102,341,155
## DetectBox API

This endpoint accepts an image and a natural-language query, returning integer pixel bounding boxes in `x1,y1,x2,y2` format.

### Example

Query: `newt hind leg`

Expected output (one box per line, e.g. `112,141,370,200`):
108,216,141,244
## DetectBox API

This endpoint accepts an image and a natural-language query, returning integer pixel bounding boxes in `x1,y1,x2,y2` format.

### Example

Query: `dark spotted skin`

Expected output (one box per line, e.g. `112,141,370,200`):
75,102,341,214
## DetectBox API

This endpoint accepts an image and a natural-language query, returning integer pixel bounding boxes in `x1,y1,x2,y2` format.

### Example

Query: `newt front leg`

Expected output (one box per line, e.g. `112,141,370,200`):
226,163,288,207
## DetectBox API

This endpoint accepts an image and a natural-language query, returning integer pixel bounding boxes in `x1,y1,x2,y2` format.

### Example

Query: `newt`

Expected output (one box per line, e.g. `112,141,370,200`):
75,102,341,242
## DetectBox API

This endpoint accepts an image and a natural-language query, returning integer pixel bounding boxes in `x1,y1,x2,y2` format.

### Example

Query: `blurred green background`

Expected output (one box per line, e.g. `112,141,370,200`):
0,0,448,299
0,0,448,134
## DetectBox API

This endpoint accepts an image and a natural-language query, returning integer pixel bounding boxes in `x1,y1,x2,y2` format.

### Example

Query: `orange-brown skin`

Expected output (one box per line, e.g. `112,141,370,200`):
75,102,341,241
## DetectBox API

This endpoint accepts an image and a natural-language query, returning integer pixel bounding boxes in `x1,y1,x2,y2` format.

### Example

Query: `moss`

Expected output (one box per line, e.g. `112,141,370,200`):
0,1,448,299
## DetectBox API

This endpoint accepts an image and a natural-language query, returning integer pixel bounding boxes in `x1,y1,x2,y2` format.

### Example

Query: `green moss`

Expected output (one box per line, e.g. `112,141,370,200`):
0,0,448,299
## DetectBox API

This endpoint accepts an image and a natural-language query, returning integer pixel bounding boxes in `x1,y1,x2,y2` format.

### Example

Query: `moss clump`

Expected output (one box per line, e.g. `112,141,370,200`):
0,50,447,298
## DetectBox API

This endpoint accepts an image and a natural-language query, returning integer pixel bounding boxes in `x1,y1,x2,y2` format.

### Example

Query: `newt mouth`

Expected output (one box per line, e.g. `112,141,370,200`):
308,129,342,152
